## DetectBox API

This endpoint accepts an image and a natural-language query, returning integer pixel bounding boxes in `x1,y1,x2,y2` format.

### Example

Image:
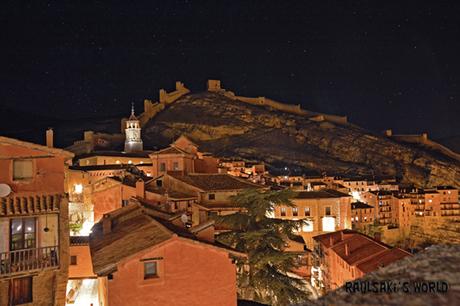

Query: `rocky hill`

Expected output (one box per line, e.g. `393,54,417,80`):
141,92,460,188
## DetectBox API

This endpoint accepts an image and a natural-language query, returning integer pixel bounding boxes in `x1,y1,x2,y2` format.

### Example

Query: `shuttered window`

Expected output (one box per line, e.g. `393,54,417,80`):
10,277,33,305
13,160,33,180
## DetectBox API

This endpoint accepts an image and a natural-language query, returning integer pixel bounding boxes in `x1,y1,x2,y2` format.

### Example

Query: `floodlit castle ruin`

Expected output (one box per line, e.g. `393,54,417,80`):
119,79,349,133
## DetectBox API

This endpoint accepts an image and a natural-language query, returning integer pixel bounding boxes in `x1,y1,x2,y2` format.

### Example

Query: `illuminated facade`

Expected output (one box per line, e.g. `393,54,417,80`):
0,136,73,306
124,104,143,153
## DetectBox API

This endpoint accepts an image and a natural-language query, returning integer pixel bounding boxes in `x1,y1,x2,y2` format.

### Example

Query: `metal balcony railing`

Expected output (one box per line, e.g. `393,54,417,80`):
0,245,59,277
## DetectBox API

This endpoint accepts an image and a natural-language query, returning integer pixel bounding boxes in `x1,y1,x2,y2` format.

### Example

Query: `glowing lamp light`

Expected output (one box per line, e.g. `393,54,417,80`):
351,191,361,201
79,220,94,236
74,184,83,194
302,221,313,232
128,160,133,164
322,216,335,232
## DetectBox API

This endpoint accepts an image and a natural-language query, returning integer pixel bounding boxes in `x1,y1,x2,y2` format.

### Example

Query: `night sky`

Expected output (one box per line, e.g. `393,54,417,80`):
1,1,460,140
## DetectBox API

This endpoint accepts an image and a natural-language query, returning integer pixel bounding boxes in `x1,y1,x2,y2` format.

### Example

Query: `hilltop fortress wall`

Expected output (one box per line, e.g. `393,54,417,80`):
120,79,350,133
208,79,348,125
384,129,460,162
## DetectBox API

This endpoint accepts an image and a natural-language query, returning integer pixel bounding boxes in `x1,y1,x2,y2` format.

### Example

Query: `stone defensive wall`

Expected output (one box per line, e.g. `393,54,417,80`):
121,81,190,132
208,79,348,125
385,130,460,162
121,79,348,132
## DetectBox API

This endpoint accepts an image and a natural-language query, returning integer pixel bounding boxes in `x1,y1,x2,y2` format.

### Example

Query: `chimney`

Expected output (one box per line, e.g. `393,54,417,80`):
46,128,54,148
84,131,94,142
102,215,112,235
385,129,392,137
344,243,350,256
136,179,145,198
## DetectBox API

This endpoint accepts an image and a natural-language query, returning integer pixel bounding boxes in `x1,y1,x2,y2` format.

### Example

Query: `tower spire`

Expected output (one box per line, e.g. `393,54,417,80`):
131,102,135,116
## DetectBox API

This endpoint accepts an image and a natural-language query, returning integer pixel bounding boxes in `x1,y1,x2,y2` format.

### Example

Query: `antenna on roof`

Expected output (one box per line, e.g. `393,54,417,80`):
131,102,135,116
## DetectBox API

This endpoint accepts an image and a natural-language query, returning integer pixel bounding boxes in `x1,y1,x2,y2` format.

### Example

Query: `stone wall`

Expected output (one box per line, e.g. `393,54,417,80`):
208,80,348,125
120,81,190,132
388,132,460,162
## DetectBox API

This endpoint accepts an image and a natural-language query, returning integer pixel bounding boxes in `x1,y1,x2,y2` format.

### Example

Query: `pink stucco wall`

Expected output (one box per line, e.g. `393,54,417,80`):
106,237,237,306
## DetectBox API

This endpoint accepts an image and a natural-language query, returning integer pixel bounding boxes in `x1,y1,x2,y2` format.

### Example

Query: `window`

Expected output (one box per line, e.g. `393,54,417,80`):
10,218,36,251
293,207,298,217
325,207,331,216
156,179,163,187
13,160,33,180
208,194,215,200
173,162,179,171
144,261,158,279
10,277,32,305
280,207,286,217
122,199,129,207
304,207,310,216
70,256,77,265
159,163,166,172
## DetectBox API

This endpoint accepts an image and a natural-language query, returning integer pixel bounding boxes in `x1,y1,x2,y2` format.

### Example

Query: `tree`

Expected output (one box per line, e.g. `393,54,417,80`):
215,189,311,305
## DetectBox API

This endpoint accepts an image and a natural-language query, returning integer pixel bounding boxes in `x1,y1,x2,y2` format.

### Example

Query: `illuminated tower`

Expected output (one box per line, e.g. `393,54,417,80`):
124,104,143,152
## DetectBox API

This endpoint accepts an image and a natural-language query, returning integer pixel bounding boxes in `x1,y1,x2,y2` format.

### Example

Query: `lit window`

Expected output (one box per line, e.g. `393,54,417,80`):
116,160,121,164
144,261,158,279
293,207,298,217
325,207,331,216
10,218,36,250
322,216,335,232
302,221,313,232
13,160,33,180
74,184,83,194
140,161,144,164
281,207,286,217
304,207,310,216
128,160,133,164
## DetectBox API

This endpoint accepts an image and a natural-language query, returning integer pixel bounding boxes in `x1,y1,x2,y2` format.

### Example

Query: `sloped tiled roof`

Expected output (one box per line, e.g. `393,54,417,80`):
89,202,245,275
351,201,374,209
168,173,263,191
294,189,350,199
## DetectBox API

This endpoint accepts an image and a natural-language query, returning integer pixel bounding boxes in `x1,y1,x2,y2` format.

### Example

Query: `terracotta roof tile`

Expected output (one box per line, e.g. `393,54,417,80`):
168,173,263,191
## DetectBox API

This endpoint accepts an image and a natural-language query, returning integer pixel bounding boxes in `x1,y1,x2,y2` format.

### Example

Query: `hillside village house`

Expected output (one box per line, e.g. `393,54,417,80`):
89,201,245,306
311,230,411,294
0,135,73,306
274,189,352,249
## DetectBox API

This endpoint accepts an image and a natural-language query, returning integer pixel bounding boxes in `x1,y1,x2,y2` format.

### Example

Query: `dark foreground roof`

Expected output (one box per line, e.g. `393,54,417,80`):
313,244,460,306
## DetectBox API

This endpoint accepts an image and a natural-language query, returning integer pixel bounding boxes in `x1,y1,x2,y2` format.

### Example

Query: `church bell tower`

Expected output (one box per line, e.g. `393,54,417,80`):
124,104,143,152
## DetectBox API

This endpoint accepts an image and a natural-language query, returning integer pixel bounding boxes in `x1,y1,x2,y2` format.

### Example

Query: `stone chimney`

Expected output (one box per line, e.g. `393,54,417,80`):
46,128,54,148
102,215,112,235
84,131,94,142
136,179,145,198
344,243,350,256
385,129,393,137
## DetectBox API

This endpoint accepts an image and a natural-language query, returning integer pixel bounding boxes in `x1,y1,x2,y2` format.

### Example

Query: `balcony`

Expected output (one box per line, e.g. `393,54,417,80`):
0,193,62,217
0,245,59,277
